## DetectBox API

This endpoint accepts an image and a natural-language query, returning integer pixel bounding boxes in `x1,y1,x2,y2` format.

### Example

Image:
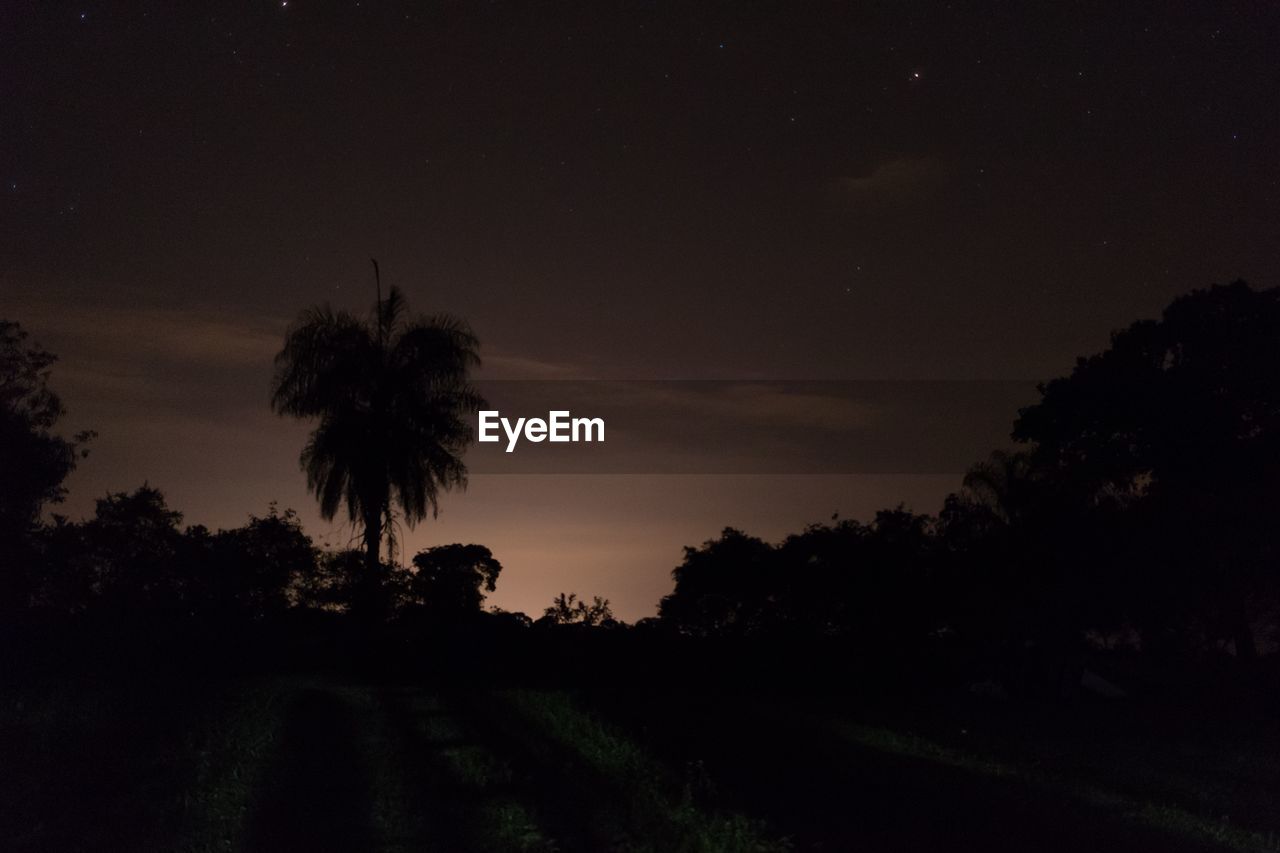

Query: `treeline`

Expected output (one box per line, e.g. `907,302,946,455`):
3,282,1279,692
10,483,595,630
657,282,1280,683
2,481,621,678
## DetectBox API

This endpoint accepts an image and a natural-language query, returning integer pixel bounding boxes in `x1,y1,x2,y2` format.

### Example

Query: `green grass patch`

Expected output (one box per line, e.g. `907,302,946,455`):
0,677,296,852
471,689,791,853
828,717,1280,853
377,686,557,852
175,679,296,852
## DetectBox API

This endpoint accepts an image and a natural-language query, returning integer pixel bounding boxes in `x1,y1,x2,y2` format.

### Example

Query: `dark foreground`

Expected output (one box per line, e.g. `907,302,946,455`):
2,676,1277,853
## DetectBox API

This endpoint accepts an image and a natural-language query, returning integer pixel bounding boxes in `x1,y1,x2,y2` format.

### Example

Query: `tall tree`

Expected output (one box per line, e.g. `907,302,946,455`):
0,320,92,612
1013,281,1280,658
271,267,485,579
0,321,92,535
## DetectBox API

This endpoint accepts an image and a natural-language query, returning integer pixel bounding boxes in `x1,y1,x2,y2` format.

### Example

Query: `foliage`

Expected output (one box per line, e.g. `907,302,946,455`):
540,592,615,627
654,282,1280,667
28,486,320,623
0,320,92,611
658,511,937,643
1012,281,1280,658
472,689,790,852
203,506,317,620
407,543,503,618
11,280,1280,672
270,280,485,572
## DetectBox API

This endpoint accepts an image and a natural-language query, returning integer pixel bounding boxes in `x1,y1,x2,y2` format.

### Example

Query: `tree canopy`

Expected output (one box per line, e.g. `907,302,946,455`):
0,321,92,539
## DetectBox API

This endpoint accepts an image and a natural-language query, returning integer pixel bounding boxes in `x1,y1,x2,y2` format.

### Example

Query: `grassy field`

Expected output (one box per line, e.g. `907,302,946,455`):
2,676,1277,852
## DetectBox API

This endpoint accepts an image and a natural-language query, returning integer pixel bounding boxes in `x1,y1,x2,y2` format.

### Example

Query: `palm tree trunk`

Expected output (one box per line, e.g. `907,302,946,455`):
352,508,384,625
362,509,381,574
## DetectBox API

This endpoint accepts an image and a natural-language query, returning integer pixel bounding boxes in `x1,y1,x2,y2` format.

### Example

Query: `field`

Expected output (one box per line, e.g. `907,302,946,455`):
2,676,1278,852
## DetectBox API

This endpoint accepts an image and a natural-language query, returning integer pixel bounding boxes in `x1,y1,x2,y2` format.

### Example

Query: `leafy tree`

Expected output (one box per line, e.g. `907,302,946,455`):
658,528,774,637
408,543,502,618
659,513,938,643
30,514,95,614
541,592,615,627
1013,281,1280,658
959,450,1040,527
207,506,317,620
291,548,367,613
270,270,486,580
0,321,92,610
79,485,186,613
32,495,321,623
938,456,1108,671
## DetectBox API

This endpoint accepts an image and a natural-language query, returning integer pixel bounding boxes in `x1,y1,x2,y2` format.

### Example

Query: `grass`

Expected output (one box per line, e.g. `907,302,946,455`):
174,679,294,852
462,688,791,853
0,676,294,852
377,687,557,852
831,721,1270,850
569,686,1280,853
5,676,1278,852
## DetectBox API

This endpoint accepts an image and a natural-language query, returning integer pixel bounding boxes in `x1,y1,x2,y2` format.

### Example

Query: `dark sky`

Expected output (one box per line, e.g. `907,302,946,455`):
3,1,1278,618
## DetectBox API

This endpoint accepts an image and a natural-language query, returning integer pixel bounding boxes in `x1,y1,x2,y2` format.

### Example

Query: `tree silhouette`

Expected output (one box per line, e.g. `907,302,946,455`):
270,268,485,581
960,450,1039,527
657,528,774,637
74,485,187,614
541,592,614,627
290,548,370,614
1014,281,1280,659
0,321,92,613
409,543,503,618
657,513,941,646
941,453,1107,676
206,506,317,620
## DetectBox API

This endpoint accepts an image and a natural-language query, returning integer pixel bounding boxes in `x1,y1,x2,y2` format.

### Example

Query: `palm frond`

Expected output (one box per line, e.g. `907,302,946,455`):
271,306,374,418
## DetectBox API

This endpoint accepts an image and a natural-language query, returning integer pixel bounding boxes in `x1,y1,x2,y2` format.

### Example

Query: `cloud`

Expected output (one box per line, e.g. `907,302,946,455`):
6,298,288,438
479,352,588,379
836,156,945,200
22,303,283,369
602,382,879,432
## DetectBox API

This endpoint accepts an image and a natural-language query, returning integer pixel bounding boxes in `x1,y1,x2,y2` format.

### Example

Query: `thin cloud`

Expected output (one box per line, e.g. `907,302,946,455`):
837,156,945,199
22,303,283,369
479,352,588,380
603,382,879,432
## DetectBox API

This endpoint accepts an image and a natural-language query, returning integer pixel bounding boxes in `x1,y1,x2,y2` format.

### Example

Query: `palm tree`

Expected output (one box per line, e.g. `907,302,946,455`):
270,266,485,576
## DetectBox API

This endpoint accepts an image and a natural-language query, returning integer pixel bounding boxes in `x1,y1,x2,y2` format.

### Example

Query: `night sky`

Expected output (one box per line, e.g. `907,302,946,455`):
4,1,1278,619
